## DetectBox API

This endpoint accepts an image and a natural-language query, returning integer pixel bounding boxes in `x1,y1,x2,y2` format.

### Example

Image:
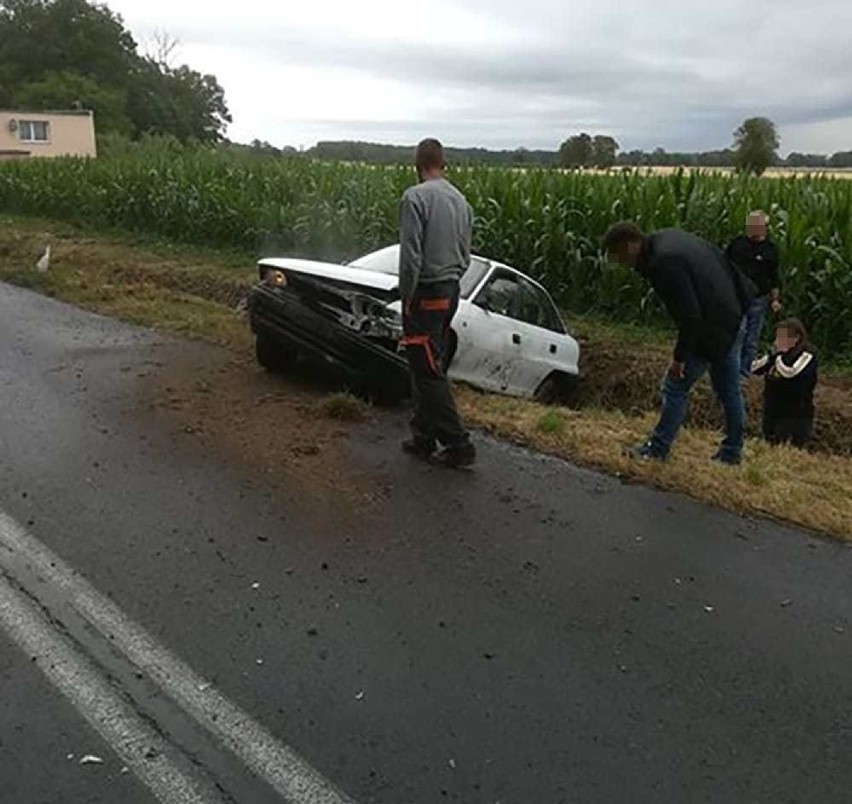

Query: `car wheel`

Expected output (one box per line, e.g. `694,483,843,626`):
255,334,297,373
534,372,578,405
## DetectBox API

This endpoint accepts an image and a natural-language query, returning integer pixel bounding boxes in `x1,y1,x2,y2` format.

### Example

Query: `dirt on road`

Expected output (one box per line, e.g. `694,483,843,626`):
136,346,390,527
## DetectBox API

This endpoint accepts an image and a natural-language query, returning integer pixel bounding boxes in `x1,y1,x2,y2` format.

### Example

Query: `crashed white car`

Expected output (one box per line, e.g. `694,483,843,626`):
248,244,580,403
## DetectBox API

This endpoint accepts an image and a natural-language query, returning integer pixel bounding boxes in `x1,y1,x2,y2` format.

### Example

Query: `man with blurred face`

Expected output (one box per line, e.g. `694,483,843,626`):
397,138,475,468
604,222,755,465
726,210,782,379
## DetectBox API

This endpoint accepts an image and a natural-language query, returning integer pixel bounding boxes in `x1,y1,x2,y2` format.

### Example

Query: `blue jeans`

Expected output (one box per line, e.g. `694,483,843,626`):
648,322,746,461
740,295,768,378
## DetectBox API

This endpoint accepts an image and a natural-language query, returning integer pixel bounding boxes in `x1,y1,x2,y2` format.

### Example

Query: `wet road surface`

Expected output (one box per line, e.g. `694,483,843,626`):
1,281,850,803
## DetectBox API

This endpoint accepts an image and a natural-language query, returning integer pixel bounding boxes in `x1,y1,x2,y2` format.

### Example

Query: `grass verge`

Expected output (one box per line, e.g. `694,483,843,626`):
456,389,852,541
2,214,851,541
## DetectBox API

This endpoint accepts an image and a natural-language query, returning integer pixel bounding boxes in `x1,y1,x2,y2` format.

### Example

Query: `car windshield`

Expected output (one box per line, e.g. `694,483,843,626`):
350,246,490,299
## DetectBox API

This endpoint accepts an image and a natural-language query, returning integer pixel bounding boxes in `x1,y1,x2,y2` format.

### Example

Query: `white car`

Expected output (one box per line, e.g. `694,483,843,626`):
248,244,580,403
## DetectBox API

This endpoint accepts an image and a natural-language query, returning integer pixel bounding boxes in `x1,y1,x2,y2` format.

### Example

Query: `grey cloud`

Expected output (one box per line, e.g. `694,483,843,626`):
164,0,852,151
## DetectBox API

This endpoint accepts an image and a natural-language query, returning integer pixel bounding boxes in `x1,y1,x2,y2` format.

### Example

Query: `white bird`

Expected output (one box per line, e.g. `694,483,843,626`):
36,245,51,274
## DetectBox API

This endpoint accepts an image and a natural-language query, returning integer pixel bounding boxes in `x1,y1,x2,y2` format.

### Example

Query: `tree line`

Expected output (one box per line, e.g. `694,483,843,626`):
558,118,848,174
301,140,852,171
301,119,850,173
304,141,557,166
0,0,230,143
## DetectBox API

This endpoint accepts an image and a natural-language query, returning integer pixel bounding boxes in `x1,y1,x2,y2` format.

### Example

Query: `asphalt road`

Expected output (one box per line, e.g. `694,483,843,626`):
1,280,850,804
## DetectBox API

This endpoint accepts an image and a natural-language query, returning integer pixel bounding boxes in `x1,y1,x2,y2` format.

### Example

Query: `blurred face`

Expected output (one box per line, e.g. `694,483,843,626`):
774,325,801,353
746,214,768,242
607,239,643,269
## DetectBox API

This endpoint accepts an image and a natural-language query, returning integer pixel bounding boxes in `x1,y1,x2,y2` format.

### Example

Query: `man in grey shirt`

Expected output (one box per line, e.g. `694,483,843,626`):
398,138,475,468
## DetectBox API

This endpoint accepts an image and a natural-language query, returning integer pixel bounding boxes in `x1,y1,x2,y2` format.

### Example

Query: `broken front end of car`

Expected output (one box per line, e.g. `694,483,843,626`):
248,263,411,401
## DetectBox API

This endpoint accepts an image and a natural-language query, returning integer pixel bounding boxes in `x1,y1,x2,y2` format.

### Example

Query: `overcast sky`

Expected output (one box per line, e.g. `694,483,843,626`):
105,0,852,154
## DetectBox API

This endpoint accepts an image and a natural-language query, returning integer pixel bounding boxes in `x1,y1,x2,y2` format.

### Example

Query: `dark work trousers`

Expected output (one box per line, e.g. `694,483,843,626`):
401,281,470,450
763,416,813,448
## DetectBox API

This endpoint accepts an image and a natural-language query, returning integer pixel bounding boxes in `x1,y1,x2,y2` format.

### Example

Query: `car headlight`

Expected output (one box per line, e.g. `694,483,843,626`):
263,269,287,287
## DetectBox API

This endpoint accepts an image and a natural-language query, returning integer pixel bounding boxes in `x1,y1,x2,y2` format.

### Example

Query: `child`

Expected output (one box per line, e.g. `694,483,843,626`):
751,318,818,447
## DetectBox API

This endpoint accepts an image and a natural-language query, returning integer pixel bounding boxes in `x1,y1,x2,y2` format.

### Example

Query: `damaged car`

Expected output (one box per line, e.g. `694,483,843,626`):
248,244,580,403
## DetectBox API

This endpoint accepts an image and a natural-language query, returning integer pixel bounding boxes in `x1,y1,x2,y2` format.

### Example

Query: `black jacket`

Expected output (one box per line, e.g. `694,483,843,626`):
637,229,752,362
752,346,818,421
725,235,780,297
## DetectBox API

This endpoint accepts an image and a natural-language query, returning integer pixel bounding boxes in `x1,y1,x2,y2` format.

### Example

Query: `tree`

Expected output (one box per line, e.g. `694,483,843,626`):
12,69,132,135
559,133,593,168
248,139,282,157
698,149,735,167
732,117,779,176
126,59,230,142
617,149,653,167
827,151,852,168
0,0,230,142
785,152,828,168
146,28,180,68
161,64,230,142
591,135,619,168
0,0,137,105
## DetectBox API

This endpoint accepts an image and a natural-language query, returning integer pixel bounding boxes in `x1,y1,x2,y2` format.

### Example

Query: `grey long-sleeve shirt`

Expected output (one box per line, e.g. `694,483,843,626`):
398,177,473,303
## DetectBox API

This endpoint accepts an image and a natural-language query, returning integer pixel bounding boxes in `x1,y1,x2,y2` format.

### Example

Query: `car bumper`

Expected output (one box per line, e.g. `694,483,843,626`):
248,284,410,397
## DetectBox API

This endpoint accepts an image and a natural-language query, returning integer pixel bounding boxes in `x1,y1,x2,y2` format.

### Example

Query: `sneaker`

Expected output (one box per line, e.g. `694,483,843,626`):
622,441,666,462
431,443,477,469
711,450,742,466
402,438,436,459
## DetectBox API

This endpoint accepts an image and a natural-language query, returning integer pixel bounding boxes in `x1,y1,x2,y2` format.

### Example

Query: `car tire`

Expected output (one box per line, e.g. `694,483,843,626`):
255,334,297,374
534,372,578,405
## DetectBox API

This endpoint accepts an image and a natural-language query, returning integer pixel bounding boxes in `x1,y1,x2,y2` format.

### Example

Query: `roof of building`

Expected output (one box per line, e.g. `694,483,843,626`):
0,109,94,117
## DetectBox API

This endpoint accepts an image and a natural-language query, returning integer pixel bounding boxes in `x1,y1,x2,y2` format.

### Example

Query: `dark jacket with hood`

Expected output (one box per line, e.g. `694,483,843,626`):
637,228,755,362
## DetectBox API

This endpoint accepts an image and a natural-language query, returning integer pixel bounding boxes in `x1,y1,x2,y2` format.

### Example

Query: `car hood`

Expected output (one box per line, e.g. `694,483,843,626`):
259,258,398,292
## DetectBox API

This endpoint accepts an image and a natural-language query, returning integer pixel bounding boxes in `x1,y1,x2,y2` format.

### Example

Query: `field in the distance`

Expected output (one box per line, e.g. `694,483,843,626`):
608,166,852,179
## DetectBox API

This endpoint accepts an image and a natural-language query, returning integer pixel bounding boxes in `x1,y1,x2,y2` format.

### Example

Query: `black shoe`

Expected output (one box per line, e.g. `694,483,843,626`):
402,438,436,459
431,443,477,469
711,450,742,466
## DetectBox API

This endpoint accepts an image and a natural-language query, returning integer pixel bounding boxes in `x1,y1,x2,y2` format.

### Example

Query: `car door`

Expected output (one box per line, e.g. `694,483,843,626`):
452,269,557,396
449,270,524,393
507,276,576,394
520,277,579,376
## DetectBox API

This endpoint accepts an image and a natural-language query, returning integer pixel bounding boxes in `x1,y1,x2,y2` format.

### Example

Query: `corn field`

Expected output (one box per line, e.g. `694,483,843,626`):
1,148,851,358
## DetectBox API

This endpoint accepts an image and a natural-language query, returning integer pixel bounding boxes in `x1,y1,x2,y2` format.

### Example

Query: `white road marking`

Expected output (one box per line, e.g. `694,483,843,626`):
0,510,355,804
0,573,216,804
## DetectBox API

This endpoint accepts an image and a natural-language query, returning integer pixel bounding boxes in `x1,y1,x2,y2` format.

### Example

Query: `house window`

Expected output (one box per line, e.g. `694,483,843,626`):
19,120,50,143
